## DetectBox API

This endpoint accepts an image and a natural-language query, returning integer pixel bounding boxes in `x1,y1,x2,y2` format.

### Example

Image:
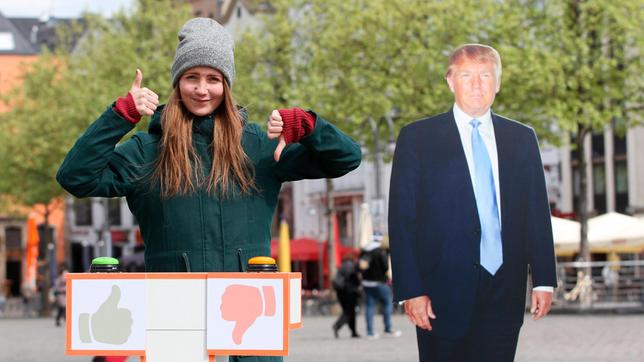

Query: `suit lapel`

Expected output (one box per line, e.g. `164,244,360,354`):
491,113,512,238
439,111,479,254
442,110,477,205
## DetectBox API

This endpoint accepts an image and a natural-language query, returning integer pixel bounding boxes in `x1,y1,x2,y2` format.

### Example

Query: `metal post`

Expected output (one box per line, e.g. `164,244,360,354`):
101,198,112,257
326,179,336,287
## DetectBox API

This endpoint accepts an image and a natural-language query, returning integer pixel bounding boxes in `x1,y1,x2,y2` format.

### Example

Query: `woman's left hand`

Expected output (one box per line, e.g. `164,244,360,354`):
267,109,286,161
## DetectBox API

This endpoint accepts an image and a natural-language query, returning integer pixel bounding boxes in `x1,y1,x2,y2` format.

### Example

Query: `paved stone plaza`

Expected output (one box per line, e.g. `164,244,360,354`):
1,313,643,361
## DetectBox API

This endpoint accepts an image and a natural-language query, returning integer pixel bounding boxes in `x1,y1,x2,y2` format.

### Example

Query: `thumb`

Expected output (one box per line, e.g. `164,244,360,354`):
131,69,143,90
99,285,121,311
427,301,436,319
274,136,286,162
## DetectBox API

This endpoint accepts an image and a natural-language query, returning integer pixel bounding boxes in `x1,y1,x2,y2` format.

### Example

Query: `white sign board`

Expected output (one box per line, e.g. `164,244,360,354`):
67,274,147,356
206,273,288,356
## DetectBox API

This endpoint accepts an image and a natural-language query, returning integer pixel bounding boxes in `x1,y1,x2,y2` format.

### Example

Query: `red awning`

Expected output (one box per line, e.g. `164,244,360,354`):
271,238,321,261
270,238,357,262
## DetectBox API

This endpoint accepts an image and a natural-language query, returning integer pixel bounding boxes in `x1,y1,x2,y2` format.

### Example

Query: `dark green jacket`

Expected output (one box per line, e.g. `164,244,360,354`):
57,106,361,273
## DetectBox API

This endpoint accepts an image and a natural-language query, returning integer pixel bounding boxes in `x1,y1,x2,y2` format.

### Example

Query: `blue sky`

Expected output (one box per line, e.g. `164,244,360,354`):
1,0,135,18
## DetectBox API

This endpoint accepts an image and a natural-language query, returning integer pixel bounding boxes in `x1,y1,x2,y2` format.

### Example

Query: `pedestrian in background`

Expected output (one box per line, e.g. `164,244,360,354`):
53,265,67,327
389,43,556,361
332,252,361,339
359,234,401,339
57,17,361,362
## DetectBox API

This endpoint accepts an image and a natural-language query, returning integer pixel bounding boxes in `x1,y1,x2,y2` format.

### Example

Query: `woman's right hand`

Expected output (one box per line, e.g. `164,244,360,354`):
129,69,159,116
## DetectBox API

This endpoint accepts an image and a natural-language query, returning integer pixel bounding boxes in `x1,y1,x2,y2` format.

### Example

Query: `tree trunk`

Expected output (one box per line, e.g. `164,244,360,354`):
575,125,591,262
39,205,53,317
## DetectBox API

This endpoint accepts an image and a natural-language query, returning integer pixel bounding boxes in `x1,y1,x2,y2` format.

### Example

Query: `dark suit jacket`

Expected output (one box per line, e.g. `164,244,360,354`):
388,109,557,338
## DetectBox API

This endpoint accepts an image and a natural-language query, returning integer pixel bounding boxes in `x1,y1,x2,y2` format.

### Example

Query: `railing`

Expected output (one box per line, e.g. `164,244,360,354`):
0,296,41,318
552,260,644,312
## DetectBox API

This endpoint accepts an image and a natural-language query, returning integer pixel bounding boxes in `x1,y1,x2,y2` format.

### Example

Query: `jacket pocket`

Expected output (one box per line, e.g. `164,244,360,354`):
145,250,192,272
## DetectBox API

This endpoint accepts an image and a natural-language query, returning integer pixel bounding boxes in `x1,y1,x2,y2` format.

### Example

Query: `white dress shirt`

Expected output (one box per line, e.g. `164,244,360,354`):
453,104,501,222
452,104,553,293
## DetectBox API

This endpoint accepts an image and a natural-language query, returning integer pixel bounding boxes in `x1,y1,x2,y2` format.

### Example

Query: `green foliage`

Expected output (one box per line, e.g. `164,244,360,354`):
546,0,643,137
234,0,641,147
0,0,192,209
234,0,298,122
1,0,641,217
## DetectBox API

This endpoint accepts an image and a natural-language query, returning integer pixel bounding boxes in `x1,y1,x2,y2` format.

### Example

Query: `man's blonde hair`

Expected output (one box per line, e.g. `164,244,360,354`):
445,44,502,83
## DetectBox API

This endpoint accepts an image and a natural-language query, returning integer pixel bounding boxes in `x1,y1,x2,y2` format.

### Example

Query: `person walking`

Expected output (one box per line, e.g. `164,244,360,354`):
53,266,67,327
57,17,361,362
388,44,557,361
332,253,361,338
359,235,401,339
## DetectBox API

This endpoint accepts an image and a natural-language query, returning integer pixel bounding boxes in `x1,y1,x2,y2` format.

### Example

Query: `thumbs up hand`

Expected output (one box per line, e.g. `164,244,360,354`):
82,285,133,345
129,69,159,116
267,109,286,162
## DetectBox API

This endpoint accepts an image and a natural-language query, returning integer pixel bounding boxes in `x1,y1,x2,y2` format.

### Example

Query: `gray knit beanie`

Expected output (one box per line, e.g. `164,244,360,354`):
171,18,235,88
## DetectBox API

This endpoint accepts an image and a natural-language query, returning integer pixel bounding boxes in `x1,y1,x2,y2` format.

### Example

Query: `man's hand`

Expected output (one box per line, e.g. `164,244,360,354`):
530,290,553,320
404,295,436,330
129,69,159,117
266,109,286,161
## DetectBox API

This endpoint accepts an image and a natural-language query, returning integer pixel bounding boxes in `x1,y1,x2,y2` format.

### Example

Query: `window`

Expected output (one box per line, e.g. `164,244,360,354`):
0,33,15,51
237,6,242,18
593,164,605,195
74,198,93,226
5,226,22,251
591,133,604,159
593,164,606,214
614,136,627,156
108,198,122,226
615,161,628,213
615,162,628,194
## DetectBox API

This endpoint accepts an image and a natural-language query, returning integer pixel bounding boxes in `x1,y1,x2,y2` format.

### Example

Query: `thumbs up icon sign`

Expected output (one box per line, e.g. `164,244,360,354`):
79,285,133,344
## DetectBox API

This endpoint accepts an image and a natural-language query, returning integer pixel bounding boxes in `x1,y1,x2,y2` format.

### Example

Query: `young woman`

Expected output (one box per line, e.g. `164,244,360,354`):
57,18,361,361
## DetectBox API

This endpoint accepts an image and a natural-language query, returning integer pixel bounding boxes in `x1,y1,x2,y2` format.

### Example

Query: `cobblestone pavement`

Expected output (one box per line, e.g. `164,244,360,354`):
1,313,643,361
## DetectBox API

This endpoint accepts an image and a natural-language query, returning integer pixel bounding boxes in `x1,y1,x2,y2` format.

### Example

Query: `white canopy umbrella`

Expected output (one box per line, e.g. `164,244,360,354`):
551,216,580,255
358,203,374,249
588,212,644,252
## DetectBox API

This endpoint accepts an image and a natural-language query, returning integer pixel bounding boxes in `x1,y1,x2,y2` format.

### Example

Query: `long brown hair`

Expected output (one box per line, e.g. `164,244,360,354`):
152,81,255,198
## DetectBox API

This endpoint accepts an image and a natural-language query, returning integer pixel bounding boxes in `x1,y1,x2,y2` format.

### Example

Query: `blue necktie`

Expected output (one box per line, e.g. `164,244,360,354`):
470,119,503,274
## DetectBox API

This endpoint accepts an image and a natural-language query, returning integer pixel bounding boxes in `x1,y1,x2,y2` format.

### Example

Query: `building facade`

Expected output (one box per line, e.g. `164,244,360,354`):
552,125,644,217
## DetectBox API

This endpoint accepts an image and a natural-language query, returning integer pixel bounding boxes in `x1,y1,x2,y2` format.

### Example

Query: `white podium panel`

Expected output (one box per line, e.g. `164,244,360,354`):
289,274,302,329
146,330,210,362
146,274,207,330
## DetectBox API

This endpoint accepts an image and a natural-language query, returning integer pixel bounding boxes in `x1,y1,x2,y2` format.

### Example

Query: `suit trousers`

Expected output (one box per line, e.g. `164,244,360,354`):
416,266,522,362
